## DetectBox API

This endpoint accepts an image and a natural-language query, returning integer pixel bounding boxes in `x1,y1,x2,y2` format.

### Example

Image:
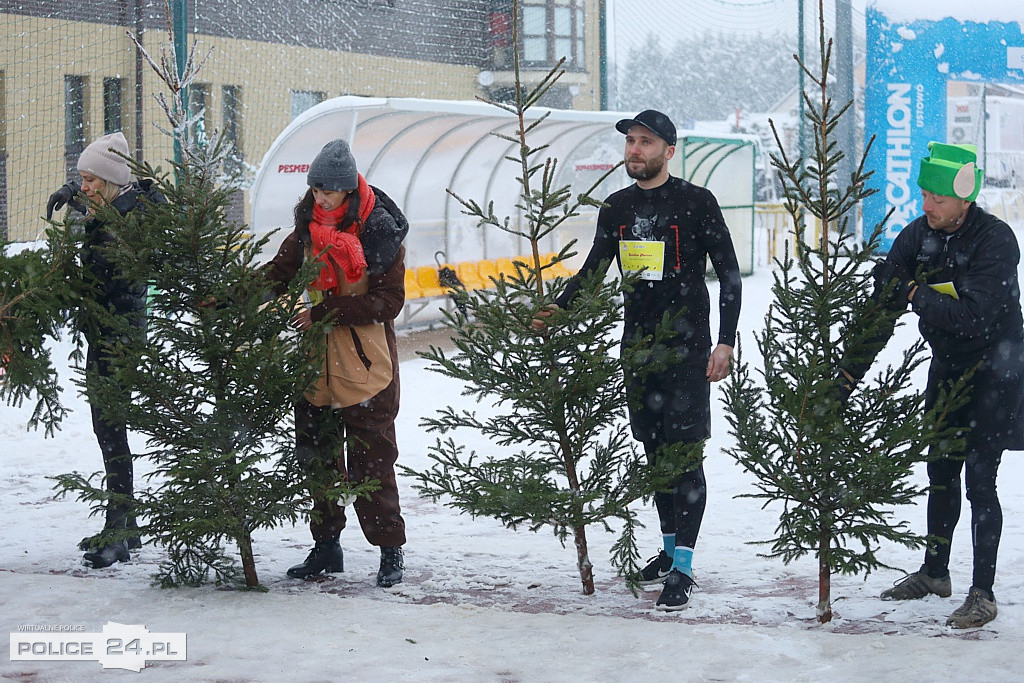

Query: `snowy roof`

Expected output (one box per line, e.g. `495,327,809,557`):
869,0,1024,24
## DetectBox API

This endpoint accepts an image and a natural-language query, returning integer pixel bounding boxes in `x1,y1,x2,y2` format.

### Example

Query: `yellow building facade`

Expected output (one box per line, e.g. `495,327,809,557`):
1,0,603,241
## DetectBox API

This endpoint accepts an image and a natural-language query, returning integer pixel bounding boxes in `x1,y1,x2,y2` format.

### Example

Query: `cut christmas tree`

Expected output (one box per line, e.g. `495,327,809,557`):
402,0,699,596
722,0,969,624
54,23,372,588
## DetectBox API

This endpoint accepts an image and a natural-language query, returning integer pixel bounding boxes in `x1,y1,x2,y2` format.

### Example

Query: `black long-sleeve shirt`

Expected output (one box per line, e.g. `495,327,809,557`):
556,176,742,352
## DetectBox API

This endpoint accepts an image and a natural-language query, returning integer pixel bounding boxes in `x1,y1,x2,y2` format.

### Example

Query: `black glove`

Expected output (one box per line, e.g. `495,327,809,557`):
870,258,886,281
46,181,84,219
894,278,915,304
835,368,857,405
872,259,914,309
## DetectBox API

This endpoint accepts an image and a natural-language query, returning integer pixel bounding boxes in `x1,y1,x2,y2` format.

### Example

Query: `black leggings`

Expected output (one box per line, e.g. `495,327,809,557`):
86,338,133,526
646,441,707,549
924,448,1003,593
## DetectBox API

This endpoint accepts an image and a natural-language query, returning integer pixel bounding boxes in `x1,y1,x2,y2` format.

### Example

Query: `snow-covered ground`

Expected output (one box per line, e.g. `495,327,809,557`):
4,254,1024,681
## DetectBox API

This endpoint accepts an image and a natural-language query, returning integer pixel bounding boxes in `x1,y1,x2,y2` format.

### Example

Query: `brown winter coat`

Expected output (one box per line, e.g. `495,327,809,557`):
306,268,394,409
266,232,405,408
264,184,408,410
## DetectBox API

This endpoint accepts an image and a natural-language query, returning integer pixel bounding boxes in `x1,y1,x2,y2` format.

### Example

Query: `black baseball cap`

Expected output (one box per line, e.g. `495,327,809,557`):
615,110,677,147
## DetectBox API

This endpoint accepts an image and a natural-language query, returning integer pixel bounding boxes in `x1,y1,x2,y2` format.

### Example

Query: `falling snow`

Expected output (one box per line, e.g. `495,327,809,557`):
4,234,1024,679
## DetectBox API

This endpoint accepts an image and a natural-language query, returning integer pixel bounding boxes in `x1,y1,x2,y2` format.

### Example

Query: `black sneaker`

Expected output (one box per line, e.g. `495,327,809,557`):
880,567,952,600
946,587,997,629
635,550,673,586
655,570,695,611
287,539,344,579
377,546,404,587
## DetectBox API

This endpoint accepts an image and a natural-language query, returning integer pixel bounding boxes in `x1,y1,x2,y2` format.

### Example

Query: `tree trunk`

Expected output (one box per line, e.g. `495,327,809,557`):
556,418,593,595
574,523,595,595
238,531,260,588
816,532,832,623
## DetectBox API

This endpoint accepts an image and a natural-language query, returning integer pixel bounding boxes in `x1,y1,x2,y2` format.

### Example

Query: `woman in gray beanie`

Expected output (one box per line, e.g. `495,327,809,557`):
264,138,410,588
45,131,165,569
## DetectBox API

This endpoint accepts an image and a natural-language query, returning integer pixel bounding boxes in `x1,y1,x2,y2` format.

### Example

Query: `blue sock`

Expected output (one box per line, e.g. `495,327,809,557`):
662,534,675,556
672,546,694,577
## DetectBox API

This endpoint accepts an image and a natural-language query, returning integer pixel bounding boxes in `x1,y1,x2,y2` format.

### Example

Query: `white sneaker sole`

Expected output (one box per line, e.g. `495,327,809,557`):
654,601,690,612
637,573,670,588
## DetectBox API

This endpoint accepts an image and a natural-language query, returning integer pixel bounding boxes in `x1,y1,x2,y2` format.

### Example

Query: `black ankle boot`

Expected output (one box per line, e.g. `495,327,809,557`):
287,539,343,579
83,539,130,569
377,546,404,587
79,517,142,551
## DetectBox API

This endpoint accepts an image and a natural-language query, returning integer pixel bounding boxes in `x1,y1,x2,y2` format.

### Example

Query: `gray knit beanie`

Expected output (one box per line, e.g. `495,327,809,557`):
307,139,358,192
77,131,132,186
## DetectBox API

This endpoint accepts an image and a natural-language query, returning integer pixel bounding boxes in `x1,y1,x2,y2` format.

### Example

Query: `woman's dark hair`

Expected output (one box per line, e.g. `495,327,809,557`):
294,187,365,246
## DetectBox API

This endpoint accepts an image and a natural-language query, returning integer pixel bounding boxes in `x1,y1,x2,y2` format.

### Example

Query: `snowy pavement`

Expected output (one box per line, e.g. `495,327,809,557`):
3,268,1024,681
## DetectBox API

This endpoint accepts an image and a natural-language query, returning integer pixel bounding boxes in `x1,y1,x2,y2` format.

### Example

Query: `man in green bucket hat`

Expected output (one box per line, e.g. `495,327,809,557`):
839,141,1024,629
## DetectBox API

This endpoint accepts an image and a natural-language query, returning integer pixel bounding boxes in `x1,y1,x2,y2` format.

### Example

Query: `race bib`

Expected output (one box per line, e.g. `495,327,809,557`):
619,240,665,281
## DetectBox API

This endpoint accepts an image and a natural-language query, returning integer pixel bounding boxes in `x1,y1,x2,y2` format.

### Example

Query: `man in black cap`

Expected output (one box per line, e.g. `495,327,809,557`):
536,109,742,610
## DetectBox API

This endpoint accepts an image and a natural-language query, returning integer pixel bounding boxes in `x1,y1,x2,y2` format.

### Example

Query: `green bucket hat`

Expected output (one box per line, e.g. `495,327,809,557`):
917,141,984,202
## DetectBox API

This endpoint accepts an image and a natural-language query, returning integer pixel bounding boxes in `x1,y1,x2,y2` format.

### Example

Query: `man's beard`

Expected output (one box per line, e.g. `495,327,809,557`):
626,155,665,181
925,209,965,233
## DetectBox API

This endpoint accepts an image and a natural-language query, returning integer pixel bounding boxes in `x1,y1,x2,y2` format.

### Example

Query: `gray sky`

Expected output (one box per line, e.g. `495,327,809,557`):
607,0,870,66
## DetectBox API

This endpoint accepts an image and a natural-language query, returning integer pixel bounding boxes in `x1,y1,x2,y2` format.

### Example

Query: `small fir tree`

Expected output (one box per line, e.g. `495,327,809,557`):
0,224,83,435
402,1,699,595
722,1,968,623
55,24,371,588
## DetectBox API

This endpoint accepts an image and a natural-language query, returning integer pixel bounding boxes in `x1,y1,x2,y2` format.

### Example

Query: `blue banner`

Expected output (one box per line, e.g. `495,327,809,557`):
864,7,1024,251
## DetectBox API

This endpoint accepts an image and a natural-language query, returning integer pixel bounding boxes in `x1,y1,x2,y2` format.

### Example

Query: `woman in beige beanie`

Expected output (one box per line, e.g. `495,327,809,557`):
77,131,133,205
45,131,164,569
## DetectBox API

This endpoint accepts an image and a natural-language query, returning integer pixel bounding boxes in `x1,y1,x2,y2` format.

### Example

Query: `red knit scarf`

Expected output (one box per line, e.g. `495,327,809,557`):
308,174,376,293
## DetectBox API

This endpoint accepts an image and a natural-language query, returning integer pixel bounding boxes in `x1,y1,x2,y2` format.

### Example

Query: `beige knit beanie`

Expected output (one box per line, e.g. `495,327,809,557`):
77,131,132,186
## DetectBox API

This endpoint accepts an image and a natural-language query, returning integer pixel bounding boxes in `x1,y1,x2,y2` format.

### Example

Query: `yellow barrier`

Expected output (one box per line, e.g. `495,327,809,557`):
404,269,423,301
542,252,575,279
414,265,446,298
404,254,578,303
456,261,487,290
755,203,825,264
477,259,500,287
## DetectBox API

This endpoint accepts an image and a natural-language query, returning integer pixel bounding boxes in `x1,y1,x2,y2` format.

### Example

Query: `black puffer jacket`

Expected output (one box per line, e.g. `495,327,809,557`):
80,179,166,319
856,204,1024,451
880,203,1023,363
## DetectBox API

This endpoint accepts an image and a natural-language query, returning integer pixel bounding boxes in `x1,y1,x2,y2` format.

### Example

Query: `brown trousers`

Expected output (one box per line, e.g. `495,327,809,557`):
295,379,406,547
